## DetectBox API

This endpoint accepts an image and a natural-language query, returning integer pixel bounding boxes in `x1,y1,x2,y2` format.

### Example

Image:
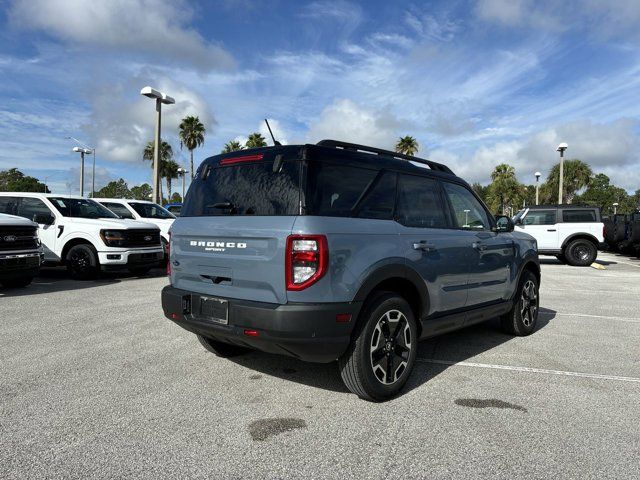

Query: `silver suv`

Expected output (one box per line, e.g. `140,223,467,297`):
162,140,541,400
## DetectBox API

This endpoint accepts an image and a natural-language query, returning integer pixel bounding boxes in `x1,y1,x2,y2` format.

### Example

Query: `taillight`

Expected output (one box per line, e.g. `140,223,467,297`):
603,225,606,238
286,235,328,291
166,232,172,278
219,154,264,166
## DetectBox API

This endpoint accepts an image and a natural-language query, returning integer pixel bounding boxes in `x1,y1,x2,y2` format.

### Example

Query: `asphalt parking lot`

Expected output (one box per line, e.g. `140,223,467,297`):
1,252,639,479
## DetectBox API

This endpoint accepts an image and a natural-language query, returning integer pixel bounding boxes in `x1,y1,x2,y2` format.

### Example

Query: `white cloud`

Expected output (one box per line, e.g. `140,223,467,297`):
259,119,289,146
9,0,234,71
305,99,400,149
475,0,532,26
84,77,215,164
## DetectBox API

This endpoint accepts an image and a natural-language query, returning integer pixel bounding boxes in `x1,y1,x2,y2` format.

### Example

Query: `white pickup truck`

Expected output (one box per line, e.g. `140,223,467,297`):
0,193,164,279
513,205,605,266
0,213,43,288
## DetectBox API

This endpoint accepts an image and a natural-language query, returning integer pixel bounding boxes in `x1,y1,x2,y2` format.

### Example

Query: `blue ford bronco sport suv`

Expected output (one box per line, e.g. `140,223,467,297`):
162,140,540,401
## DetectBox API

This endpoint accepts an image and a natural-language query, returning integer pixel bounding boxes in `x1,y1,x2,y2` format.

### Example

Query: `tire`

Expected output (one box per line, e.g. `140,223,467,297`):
1,276,34,288
501,270,539,336
564,239,597,266
555,254,566,263
128,267,151,276
197,334,251,357
66,244,99,280
338,292,418,402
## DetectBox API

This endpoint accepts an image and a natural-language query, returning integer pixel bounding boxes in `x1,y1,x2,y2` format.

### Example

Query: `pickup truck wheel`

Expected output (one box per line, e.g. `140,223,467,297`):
501,271,539,336
564,239,597,266
1,276,34,288
197,334,250,357
66,244,99,280
338,293,417,402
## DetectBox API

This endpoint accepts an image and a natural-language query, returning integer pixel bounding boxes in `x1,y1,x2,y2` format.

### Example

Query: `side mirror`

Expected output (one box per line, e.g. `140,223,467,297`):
33,213,54,225
494,215,514,233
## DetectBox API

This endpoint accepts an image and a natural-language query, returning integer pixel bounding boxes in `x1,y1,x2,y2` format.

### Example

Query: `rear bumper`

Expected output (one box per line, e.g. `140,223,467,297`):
162,286,362,363
0,251,42,280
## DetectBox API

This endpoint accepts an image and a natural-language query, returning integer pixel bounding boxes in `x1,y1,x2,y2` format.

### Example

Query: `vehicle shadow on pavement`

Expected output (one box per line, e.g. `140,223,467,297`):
227,308,557,397
0,268,165,298
404,307,557,395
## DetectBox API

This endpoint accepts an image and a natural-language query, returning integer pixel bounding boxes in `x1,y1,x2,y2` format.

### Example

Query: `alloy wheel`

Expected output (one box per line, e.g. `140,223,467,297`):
520,280,538,327
370,309,412,385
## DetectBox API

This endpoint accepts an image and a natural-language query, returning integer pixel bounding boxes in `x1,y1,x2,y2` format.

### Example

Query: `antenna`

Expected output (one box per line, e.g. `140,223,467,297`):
264,119,281,146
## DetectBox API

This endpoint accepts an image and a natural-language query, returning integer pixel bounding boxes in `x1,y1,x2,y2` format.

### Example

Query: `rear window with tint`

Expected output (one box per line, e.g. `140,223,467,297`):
181,161,301,216
305,163,396,219
562,209,597,223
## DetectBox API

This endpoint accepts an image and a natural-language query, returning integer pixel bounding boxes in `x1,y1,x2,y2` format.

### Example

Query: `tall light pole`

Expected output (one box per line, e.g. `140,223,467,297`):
66,137,96,197
556,143,568,205
141,86,175,204
535,171,541,205
72,147,92,196
613,202,619,215
177,167,188,200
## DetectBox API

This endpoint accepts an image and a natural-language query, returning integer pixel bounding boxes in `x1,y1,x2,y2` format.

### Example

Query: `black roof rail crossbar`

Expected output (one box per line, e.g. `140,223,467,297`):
316,139,454,174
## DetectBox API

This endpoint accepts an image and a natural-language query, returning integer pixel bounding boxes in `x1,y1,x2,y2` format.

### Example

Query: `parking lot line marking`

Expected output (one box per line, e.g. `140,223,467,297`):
548,312,640,323
416,358,640,383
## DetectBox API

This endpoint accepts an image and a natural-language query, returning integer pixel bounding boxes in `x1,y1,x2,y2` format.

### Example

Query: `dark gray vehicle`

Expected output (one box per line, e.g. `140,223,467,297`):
162,140,540,401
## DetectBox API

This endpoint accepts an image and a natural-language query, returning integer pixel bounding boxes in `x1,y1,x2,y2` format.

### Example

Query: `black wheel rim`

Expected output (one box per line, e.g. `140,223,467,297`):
70,250,92,273
520,280,538,327
370,309,412,385
573,244,591,261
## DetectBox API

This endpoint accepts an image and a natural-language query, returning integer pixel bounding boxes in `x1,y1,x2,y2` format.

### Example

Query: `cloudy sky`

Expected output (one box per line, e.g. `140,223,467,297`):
1,0,639,195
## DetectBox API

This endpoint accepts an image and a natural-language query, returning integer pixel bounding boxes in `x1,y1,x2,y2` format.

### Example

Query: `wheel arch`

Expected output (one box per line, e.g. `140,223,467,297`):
60,237,99,264
561,233,599,251
353,264,429,337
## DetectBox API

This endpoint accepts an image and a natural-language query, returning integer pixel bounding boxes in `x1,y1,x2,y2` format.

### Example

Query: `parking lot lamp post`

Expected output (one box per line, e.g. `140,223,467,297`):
66,137,96,197
613,202,618,215
177,167,188,200
140,87,175,204
556,143,568,204
463,209,470,227
72,147,92,196
535,171,541,205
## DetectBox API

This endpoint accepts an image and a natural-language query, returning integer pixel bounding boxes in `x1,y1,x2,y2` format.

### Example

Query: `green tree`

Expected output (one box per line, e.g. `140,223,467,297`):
245,133,267,149
541,159,592,204
178,115,205,182
471,182,488,203
0,168,49,193
574,173,630,215
395,136,419,156
162,160,180,199
143,140,174,199
170,192,182,203
130,183,153,201
485,164,525,215
92,179,131,198
221,140,244,153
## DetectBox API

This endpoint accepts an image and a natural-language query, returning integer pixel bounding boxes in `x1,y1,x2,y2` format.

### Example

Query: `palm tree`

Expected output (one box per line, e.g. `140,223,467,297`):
245,132,267,149
179,116,206,182
395,136,419,156
162,160,180,200
486,163,524,215
221,140,244,153
541,159,593,204
143,140,173,200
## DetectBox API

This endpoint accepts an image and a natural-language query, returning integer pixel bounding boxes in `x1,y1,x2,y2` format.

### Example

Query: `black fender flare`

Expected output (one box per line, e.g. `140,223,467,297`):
353,261,429,317
561,233,599,250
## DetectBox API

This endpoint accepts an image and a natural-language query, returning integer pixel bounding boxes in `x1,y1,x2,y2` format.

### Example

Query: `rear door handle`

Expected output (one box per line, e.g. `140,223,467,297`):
473,242,487,251
547,229,557,232
413,241,436,252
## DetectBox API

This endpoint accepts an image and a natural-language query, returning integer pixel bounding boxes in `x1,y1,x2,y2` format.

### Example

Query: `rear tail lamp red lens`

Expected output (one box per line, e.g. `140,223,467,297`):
286,235,328,291
166,232,172,278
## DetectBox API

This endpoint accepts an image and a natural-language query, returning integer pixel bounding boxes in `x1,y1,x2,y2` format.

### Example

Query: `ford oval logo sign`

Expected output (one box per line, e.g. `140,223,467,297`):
144,235,152,241
3,235,17,242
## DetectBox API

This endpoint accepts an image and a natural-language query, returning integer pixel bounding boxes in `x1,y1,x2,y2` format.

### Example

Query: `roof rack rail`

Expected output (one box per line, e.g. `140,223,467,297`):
316,139,454,175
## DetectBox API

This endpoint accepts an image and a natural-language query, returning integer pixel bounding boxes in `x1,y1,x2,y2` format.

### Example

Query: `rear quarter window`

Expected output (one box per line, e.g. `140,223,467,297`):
305,163,395,219
562,209,597,222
